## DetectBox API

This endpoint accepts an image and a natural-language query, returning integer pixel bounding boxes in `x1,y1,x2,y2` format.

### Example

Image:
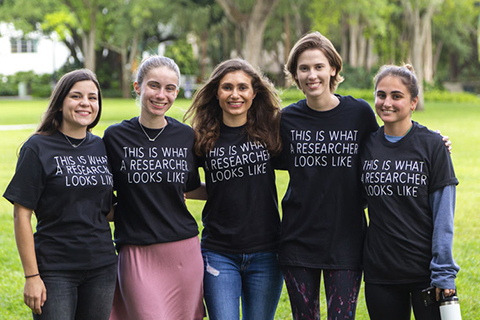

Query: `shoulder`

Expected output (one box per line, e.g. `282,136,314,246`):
104,117,136,137
338,95,374,112
85,132,105,147
166,117,194,133
281,99,306,114
412,122,444,144
24,133,57,150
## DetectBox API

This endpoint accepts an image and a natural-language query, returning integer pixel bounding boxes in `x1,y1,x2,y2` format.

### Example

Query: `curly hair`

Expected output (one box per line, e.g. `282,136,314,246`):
285,31,344,93
184,59,282,157
37,69,102,135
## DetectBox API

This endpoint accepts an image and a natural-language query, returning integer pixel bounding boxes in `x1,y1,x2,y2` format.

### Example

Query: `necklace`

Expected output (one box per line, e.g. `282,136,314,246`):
139,121,166,142
61,132,87,148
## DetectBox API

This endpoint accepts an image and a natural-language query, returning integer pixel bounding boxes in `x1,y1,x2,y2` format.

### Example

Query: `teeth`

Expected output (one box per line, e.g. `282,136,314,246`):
151,101,166,107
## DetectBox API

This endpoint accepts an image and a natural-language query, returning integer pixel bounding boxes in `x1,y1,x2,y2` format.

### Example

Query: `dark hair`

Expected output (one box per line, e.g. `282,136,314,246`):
184,58,282,156
285,31,344,93
37,69,102,135
374,64,419,100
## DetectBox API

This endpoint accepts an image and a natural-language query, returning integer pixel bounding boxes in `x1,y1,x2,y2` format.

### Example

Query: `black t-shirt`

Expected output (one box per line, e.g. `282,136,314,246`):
360,121,458,284
3,131,117,272
199,124,281,253
276,95,379,269
103,117,201,248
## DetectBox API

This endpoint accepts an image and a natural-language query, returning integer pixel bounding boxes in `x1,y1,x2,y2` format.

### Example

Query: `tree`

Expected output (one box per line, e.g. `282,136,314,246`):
214,0,280,67
99,0,177,98
401,0,444,110
434,0,480,82
1,0,108,72
309,0,391,70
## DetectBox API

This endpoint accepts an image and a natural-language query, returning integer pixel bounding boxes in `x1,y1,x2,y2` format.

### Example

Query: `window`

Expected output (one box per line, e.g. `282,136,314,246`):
10,38,38,53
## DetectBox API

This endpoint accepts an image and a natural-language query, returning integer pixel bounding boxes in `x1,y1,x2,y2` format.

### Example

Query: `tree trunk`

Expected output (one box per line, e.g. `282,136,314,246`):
341,18,348,63
348,13,359,67
402,0,444,111
83,6,97,71
366,37,376,71
358,27,367,68
215,0,279,67
423,19,434,85
120,34,139,99
200,30,208,81
284,10,291,64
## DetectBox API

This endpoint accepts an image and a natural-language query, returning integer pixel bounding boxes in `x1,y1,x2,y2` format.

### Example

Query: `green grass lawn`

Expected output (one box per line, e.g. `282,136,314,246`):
0,97,479,319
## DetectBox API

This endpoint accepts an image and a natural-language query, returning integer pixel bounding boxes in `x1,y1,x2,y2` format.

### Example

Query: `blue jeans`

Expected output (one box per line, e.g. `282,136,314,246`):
33,263,117,320
202,249,283,320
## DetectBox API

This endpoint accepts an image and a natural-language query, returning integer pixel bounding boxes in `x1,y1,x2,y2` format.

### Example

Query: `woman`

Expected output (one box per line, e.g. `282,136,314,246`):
276,31,379,320
184,58,284,320
3,69,118,319
103,55,205,320
360,64,459,320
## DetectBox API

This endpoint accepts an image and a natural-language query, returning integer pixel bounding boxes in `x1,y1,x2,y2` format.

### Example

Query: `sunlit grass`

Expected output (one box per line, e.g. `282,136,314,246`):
1,98,479,319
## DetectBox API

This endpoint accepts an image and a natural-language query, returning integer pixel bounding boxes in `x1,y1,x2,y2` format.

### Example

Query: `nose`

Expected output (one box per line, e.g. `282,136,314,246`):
307,68,316,79
79,96,89,106
384,96,393,106
155,88,167,99
231,88,240,98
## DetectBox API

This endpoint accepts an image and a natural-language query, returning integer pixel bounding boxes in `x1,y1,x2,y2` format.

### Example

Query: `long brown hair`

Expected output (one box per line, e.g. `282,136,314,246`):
184,59,282,157
37,69,102,135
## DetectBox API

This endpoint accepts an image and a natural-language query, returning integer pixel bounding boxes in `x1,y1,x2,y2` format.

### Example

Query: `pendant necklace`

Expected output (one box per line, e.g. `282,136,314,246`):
139,120,166,142
61,132,86,148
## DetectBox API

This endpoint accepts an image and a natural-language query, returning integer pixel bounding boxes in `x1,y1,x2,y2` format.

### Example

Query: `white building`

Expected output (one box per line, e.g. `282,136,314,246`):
0,22,70,76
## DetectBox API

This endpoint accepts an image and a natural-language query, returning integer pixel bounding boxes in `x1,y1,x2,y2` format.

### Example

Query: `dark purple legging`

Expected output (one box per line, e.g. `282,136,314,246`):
282,266,362,320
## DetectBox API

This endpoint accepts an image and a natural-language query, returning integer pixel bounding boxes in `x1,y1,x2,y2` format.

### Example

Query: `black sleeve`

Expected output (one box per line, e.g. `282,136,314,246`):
3,145,45,210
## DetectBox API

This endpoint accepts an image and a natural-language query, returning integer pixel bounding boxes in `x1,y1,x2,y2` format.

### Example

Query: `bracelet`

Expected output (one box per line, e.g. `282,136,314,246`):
25,273,40,279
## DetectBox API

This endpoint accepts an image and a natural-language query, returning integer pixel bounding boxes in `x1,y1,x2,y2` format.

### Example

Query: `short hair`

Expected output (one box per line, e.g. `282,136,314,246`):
285,31,344,93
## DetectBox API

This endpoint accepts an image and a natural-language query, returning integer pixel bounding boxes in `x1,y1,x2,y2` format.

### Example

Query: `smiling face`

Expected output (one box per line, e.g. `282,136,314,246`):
295,49,336,101
217,70,256,127
134,66,179,123
375,75,418,132
60,80,99,135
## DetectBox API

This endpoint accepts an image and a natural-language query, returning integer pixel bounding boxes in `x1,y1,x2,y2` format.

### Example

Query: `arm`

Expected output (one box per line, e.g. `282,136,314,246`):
185,182,208,201
106,205,115,222
13,203,47,315
429,185,459,300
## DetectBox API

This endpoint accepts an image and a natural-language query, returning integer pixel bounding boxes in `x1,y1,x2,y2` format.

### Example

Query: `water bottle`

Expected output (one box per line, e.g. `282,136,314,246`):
439,294,462,320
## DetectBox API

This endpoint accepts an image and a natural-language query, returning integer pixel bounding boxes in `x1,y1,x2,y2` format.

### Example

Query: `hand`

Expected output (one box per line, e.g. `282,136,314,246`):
436,130,452,153
24,276,47,315
436,287,456,301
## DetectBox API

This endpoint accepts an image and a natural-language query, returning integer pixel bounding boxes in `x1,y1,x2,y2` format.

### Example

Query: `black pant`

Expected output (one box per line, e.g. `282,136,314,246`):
365,282,441,320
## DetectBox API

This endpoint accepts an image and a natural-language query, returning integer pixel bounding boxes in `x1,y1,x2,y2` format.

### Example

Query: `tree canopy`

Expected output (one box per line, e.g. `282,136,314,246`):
1,0,480,97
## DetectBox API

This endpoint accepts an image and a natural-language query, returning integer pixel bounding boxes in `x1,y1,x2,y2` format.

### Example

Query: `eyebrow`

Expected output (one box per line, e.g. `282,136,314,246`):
376,90,404,95
147,80,177,87
69,90,98,95
220,81,250,86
